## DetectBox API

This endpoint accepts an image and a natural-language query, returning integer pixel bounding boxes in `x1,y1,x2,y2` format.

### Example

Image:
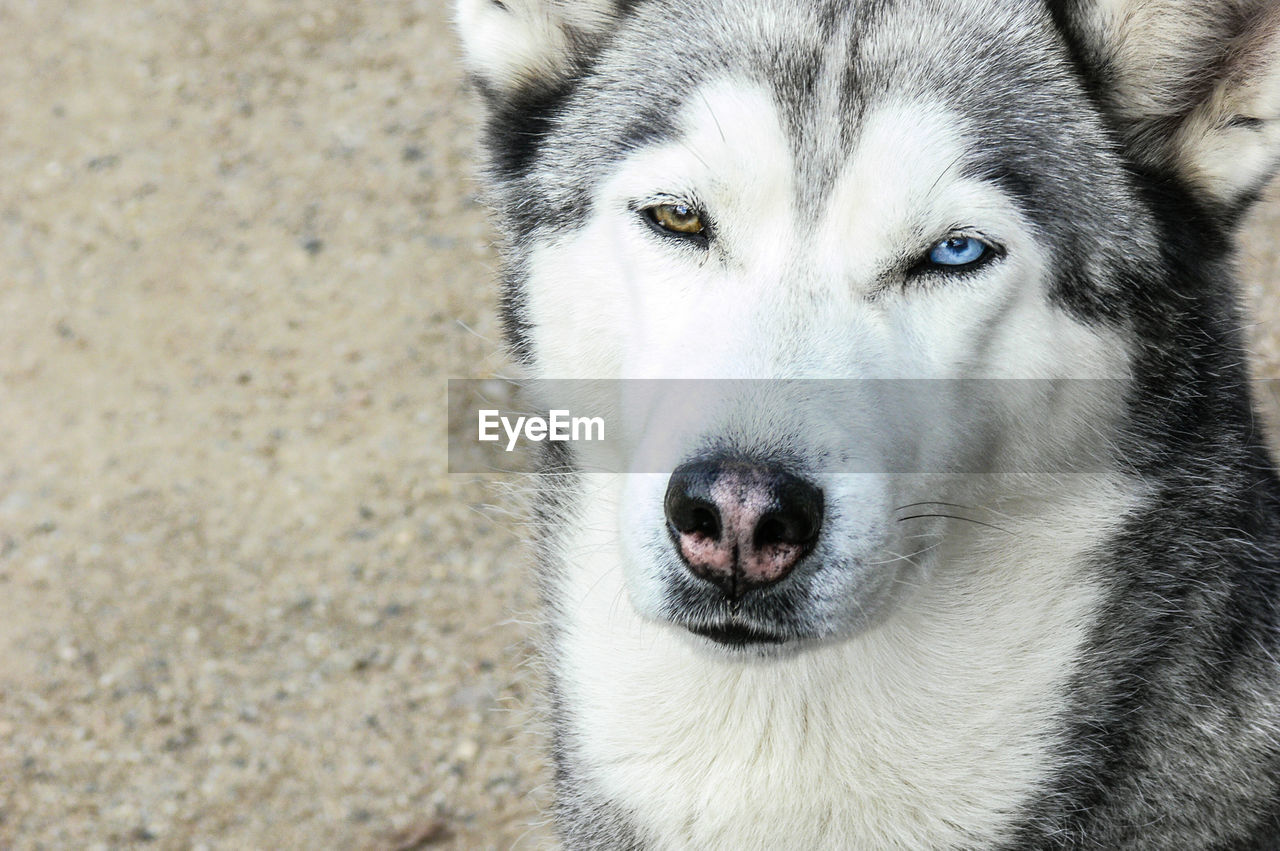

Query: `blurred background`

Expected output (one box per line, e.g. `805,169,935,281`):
0,2,1277,848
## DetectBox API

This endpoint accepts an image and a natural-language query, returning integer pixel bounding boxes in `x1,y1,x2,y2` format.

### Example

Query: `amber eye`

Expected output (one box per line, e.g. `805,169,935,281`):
646,203,705,237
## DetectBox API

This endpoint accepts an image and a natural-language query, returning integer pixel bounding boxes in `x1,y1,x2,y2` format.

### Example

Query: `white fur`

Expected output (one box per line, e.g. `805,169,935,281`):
553,473,1136,849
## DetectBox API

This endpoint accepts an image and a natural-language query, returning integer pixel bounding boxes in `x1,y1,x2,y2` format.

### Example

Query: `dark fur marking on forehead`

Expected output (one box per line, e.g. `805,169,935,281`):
504,104,678,247
503,104,679,246
615,106,681,162
764,43,824,129
481,78,577,182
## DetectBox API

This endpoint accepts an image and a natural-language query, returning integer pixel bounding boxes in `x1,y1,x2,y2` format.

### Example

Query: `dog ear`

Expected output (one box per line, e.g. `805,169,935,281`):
455,0,628,99
1062,0,1280,210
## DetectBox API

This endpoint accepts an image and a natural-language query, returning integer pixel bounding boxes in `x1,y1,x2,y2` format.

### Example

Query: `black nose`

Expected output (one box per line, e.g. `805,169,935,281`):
664,458,823,599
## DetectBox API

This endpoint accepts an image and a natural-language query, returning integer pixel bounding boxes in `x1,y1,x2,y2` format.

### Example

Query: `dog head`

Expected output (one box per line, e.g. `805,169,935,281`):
458,0,1280,649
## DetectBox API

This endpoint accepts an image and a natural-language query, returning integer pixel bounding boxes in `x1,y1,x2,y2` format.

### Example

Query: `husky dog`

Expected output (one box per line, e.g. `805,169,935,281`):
456,0,1280,846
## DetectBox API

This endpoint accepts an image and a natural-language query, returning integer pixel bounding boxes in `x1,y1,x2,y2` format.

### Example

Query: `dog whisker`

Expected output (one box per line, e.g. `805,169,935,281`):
895,513,1011,533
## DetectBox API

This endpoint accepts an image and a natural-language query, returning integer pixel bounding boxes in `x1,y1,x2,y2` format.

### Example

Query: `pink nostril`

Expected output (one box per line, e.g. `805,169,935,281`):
664,458,823,598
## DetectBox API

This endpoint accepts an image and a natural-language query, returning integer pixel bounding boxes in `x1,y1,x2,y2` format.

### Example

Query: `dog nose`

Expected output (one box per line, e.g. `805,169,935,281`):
664,458,824,598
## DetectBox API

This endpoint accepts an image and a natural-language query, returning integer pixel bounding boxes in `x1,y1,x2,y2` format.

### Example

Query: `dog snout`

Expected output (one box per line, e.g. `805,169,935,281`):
664,458,824,598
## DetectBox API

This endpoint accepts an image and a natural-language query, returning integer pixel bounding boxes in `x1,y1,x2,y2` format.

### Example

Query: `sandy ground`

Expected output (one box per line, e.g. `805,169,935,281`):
0,2,1277,849
1,2,546,848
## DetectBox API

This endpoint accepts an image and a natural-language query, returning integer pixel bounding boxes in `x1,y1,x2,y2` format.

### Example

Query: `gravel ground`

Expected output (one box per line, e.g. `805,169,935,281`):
2,2,546,848
0,2,1277,849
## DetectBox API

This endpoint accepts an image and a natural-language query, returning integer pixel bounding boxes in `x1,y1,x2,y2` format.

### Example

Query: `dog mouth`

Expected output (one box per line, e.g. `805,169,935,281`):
688,620,791,647
656,552,834,649
663,574,813,648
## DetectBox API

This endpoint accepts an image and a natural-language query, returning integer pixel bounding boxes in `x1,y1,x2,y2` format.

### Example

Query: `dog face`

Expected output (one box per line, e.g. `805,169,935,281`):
458,0,1280,649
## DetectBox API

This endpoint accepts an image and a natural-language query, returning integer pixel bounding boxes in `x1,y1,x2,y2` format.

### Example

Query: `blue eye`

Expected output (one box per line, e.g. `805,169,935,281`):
927,236,989,267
